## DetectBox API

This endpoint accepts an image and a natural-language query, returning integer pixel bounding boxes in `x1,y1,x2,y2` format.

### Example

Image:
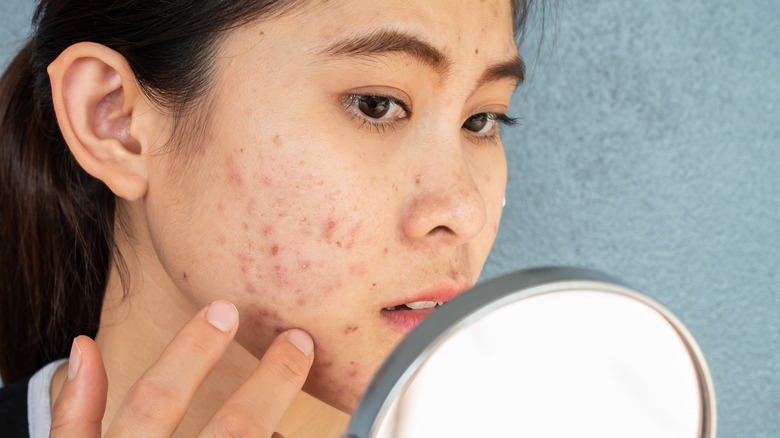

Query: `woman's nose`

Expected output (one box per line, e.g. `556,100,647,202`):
400,146,487,246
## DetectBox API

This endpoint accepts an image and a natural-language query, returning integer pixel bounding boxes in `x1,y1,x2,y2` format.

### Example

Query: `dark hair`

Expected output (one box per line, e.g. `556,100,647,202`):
0,0,535,383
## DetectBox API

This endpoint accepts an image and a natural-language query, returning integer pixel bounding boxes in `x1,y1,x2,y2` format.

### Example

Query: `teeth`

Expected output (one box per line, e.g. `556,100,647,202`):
404,301,443,310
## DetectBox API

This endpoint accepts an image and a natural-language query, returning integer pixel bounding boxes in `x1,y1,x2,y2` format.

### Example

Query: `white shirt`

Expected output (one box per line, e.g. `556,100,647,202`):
27,359,65,438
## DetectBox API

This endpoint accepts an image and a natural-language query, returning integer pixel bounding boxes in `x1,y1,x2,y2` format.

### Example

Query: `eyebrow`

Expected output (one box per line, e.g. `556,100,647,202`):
321,29,525,87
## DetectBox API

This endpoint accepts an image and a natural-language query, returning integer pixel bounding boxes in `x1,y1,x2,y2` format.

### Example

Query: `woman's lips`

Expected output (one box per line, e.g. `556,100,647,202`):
380,306,439,333
380,282,469,333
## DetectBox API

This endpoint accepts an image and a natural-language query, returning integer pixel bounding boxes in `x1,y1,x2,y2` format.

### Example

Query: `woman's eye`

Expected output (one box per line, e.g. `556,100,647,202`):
348,95,408,121
357,96,391,119
463,113,492,133
343,94,410,133
462,113,518,137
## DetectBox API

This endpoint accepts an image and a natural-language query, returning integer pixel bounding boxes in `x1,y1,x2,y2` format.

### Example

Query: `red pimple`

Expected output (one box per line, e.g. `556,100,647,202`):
322,218,337,240
262,176,272,186
271,245,279,255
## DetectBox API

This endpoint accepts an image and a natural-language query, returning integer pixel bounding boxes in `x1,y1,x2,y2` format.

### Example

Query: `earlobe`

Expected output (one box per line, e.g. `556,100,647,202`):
48,42,151,201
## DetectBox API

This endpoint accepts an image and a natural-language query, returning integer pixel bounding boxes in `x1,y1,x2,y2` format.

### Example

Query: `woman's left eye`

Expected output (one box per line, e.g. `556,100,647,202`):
462,113,517,135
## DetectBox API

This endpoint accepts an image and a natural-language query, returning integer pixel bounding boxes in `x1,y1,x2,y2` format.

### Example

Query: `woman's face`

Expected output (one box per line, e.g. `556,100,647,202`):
142,0,520,412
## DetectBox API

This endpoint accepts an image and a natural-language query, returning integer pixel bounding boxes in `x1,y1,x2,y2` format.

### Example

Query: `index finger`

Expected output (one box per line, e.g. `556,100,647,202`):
200,328,314,437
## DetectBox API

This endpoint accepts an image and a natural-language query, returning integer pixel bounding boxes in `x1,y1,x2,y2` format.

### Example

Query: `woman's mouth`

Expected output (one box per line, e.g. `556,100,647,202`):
383,301,444,311
380,304,442,332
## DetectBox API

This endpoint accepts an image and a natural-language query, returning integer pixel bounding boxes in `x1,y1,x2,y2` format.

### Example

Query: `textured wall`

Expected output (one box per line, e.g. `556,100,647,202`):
2,1,778,436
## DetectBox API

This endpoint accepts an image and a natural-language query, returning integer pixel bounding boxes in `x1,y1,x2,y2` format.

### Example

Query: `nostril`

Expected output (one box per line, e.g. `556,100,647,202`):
427,225,455,236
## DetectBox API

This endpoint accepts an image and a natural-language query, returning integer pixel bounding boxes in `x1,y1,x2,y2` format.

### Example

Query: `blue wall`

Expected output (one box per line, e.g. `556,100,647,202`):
2,1,778,436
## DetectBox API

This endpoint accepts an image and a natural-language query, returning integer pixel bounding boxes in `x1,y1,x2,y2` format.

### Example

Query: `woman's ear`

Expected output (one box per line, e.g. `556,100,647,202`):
48,42,159,201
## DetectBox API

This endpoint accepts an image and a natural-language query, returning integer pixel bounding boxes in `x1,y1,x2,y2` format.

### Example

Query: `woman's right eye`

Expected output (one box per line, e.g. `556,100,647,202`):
342,94,409,132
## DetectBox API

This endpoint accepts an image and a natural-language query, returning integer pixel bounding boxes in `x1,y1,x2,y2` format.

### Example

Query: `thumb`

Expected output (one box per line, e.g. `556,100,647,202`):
50,336,108,437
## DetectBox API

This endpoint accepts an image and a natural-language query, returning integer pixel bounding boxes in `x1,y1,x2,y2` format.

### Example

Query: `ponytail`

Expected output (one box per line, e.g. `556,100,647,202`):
0,40,115,383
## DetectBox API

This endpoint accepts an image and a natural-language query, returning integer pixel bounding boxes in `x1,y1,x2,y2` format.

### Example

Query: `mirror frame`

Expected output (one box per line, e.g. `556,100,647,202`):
344,266,717,438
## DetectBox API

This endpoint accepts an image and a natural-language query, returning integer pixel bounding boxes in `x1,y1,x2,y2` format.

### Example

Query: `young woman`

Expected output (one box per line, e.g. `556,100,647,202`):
0,0,534,436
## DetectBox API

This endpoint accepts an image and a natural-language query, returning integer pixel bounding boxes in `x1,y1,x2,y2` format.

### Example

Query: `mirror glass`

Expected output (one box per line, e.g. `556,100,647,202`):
345,268,716,438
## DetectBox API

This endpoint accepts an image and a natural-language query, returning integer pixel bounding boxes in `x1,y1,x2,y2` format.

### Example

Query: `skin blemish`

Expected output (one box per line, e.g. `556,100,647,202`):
271,245,279,255
263,224,274,237
336,241,342,248
182,272,188,281
415,176,421,185
273,135,283,147
242,222,249,230
349,264,367,276
246,283,257,294
272,264,289,285
475,48,479,54
217,203,224,213
262,176,272,187
322,218,337,241
227,158,244,187
344,325,358,334
297,297,305,306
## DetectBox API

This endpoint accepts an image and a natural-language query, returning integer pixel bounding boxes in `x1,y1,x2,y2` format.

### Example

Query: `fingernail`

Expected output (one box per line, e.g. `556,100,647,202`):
286,329,313,357
67,338,82,381
206,301,238,333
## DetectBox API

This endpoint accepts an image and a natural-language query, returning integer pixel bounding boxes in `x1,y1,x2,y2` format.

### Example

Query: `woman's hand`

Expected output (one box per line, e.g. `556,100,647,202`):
49,301,314,437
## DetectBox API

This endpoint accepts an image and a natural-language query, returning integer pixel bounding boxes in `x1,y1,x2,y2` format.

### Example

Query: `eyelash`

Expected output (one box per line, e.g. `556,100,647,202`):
341,94,518,144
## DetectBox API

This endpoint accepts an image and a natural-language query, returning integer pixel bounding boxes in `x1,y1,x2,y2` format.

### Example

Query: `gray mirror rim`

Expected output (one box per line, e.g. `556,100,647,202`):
344,266,717,438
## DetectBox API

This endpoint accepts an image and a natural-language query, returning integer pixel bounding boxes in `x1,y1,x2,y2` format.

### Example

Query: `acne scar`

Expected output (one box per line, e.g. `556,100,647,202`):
273,135,283,147
344,325,358,334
